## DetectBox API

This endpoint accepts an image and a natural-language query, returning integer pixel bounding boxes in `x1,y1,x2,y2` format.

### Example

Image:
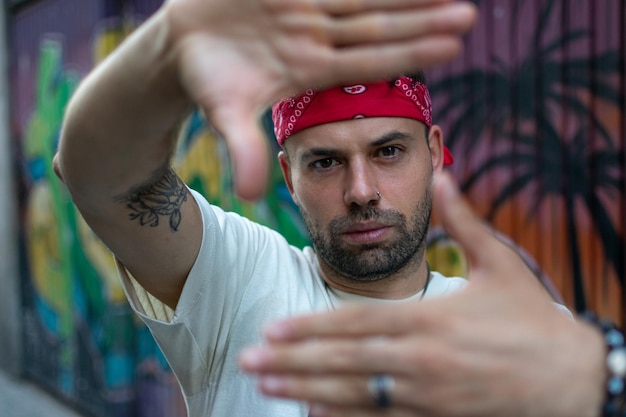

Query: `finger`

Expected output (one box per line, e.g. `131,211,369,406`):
257,373,369,404
257,301,437,341
210,105,271,200
278,2,476,46
240,331,447,377
433,172,515,277
316,0,453,15
241,336,397,374
265,0,452,15
329,3,477,46
256,373,426,412
274,34,466,95
328,36,465,85
308,403,419,417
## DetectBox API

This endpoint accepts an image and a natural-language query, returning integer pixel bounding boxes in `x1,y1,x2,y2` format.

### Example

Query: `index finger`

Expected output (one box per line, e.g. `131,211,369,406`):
263,300,439,342
313,0,453,15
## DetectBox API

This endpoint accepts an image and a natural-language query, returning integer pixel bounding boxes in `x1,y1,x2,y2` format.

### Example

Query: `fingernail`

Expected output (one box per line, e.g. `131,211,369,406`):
239,347,268,369
259,375,286,394
264,321,293,340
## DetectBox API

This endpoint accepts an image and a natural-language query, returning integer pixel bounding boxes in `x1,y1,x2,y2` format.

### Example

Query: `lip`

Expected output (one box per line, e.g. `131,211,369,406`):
342,223,391,244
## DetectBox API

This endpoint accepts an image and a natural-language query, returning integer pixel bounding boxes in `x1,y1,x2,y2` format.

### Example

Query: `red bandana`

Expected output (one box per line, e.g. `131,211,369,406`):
272,77,453,165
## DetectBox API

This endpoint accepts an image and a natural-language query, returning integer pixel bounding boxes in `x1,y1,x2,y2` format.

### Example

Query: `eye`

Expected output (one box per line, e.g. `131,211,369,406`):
311,158,338,169
379,146,400,158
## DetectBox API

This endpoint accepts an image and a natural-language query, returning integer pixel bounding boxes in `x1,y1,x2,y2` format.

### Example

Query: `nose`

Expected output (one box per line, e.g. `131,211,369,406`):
343,160,380,207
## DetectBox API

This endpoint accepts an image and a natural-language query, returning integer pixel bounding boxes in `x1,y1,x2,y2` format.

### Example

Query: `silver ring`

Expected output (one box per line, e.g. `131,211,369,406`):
367,374,395,409
376,191,381,199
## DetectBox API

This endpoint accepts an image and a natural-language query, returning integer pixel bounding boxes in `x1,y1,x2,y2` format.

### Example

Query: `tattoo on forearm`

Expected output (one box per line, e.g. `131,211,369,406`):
117,168,188,231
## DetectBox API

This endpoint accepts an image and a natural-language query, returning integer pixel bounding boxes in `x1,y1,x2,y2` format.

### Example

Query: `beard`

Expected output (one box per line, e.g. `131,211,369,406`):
301,186,433,282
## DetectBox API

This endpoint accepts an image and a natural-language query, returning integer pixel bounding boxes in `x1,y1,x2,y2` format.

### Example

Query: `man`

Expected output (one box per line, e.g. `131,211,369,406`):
54,0,477,416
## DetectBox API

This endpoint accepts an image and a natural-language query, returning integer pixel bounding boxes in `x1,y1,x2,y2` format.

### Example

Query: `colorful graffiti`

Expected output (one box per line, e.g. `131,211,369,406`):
15,1,180,416
20,31,166,417
12,1,312,416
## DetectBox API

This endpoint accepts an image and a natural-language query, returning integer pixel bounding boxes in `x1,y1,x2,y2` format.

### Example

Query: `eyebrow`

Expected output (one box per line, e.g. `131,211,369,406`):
371,130,414,147
298,130,415,165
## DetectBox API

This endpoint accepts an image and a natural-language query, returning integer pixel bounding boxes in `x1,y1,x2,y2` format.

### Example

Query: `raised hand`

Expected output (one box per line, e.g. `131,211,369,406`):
240,172,606,417
165,0,477,199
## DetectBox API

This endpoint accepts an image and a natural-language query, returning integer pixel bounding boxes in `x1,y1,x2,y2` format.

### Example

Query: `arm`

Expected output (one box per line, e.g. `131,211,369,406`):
56,0,477,309
240,172,607,417
55,9,198,309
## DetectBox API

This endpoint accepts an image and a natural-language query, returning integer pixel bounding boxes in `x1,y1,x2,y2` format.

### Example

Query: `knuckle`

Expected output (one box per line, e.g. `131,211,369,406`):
366,13,391,39
332,343,360,369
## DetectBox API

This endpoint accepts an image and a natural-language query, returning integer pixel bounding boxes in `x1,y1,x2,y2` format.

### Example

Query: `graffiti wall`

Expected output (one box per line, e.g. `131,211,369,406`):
8,0,624,415
427,0,625,323
12,1,187,416
9,0,312,415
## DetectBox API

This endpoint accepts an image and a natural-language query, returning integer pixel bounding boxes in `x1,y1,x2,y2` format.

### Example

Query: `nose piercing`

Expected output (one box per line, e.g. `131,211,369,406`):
376,191,381,200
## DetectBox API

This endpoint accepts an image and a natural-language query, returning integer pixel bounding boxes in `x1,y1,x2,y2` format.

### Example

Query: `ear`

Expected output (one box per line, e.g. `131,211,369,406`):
428,125,445,173
278,150,299,205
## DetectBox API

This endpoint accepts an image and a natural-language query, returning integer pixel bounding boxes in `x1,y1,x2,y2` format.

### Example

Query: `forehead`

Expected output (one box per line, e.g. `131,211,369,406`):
283,117,426,154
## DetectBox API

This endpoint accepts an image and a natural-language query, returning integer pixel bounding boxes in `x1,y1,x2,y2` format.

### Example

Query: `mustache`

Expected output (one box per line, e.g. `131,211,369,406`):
329,205,405,233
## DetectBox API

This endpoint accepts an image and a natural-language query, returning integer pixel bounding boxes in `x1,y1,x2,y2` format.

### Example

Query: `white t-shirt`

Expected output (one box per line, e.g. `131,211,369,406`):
117,190,468,417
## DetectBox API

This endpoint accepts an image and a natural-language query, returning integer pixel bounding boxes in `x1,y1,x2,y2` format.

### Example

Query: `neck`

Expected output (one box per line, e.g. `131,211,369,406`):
320,255,431,300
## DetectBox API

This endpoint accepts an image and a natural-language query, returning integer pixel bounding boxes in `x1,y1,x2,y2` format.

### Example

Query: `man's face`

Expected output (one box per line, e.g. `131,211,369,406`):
279,117,442,283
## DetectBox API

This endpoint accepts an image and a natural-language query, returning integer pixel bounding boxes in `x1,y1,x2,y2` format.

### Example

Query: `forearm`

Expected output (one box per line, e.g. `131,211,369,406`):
57,6,192,213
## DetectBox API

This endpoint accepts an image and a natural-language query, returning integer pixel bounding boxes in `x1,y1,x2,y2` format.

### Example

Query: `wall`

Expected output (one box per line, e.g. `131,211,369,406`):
427,0,625,322
8,1,308,415
10,2,185,415
6,0,625,416
0,0,22,376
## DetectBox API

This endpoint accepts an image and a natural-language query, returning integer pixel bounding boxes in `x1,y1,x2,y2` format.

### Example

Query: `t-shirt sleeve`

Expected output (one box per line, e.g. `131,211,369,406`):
117,189,291,396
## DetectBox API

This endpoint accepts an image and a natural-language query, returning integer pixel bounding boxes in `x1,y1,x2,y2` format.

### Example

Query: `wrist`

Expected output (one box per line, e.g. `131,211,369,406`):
581,312,626,417
141,6,194,113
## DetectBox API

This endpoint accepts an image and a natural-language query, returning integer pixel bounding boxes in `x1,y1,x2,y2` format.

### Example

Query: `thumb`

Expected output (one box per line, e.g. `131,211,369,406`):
433,171,534,289
433,171,497,272
211,106,271,201
433,171,558,305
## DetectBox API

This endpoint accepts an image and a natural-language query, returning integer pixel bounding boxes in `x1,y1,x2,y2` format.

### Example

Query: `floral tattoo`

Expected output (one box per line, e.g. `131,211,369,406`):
118,168,188,231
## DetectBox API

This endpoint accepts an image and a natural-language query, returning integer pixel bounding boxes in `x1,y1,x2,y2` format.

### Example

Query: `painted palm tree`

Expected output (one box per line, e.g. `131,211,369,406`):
429,0,624,312
430,0,623,155
461,114,624,312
